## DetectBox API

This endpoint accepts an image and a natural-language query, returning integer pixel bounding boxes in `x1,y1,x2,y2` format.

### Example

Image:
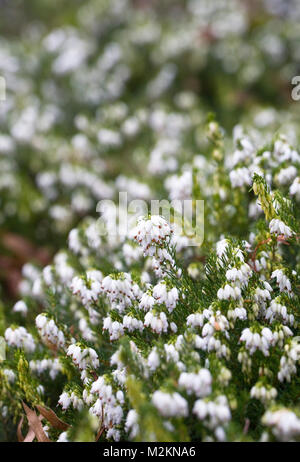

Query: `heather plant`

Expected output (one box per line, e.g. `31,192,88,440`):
1,118,299,441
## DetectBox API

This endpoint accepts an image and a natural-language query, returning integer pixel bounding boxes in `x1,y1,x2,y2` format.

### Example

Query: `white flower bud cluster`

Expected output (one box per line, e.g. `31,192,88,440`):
191,310,230,358
70,270,103,306
4,327,36,353
67,344,99,370
122,242,143,265
276,166,297,186
237,349,252,374
266,299,294,325
278,340,300,382
271,269,292,293
82,389,95,406
101,272,140,312
103,317,124,341
12,300,28,316
290,177,300,201
269,219,294,239
147,348,160,371
139,291,155,311
193,395,231,429
195,334,230,359
254,287,272,305
273,137,299,163
144,311,168,334
229,167,252,188
131,216,175,276
125,409,139,440
152,391,188,417
35,314,65,349
19,263,41,298
226,263,252,287
164,344,179,363
122,315,144,333
187,308,213,328
57,432,69,442
90,376,124,440
132,215,173,255
250,383,277,403
78,318,96,342
217,284,241,300
178,369,212,397
58,391,71,410
148,137,179,175
68,228,84,255
253,253,268,272
216,239,229,258
232,136,255,166
164,170,192,201
58,390,84,411
262,409,300,442
151,252,176,276
153,281,179,312
29,358,62,379
3,369,16,384
240,327,274,356
227,306,247,321
272,326,294,348
52,252,75,285
85,221,102,250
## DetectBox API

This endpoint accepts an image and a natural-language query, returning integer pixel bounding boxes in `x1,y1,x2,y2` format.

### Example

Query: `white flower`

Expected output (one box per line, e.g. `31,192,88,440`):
269,219,294,239
101,273,137,311
229,167,252,188
58,392,71,410
165,170,192,201
125,410,139,439
216,239,229,258
148,348,160,371
217,284,241,300
131,215,173,260
271,269,292,292
289,177,300,201
4,326,35,353
193,396,231,429
70,270,103,306
153,281,179,311
12,300,28,315
57,432,69,442
164,344,179,363
226,263,252,287
276,166,297,185
123,315,144,333
3,369,16,383
103,317,124,341
152,391,188,417
139,292,155,311
240,328,273,356
144,311,168,334
262,409,300,441
35,315,65,349
250,383,277,403
178,369,212,397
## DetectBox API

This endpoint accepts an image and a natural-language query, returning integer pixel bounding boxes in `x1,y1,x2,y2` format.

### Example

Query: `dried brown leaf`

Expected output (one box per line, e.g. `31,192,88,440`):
23,429,36,442
22,402,51,443
17,416,24,442
36,405,70,431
